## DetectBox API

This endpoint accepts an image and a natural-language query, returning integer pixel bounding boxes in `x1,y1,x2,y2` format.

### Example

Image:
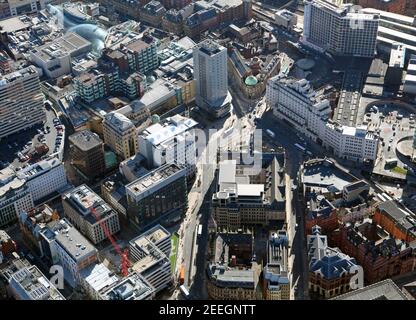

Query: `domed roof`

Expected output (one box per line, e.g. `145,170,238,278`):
151,114,160,124
245,75,258,86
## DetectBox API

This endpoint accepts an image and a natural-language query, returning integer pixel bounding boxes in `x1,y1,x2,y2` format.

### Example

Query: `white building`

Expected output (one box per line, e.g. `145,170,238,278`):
266,76,379,162
193,39,232,118
303,0,379,58
138,114,198,177
0,169,34,227
275,9,298,30
0,66,45,140
101,272,155,300
8,265,65,300
8,0,50,16
29,32,92,78
79,263,119,300
40,218,98,287
62,185,120,245
16,158,67,203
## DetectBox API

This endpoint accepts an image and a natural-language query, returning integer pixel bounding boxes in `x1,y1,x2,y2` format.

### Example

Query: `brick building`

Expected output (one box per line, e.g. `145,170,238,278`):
357,0,407,15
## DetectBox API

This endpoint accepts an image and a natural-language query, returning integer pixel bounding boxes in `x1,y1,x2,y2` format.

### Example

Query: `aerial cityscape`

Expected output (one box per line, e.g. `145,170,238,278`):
0,0,416,304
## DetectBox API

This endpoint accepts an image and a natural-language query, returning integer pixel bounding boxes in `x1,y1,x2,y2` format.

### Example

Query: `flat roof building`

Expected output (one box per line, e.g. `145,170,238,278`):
62,184,120,245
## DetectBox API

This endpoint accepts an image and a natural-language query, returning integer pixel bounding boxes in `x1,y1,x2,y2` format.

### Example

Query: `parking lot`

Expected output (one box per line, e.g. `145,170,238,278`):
0,107,63,171
364,103,416,178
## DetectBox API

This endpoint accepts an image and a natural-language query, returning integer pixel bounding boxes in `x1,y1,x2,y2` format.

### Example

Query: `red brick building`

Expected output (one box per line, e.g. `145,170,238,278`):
332,219,416,284
305,194,339,235
357,0,407,15
374,201,416,244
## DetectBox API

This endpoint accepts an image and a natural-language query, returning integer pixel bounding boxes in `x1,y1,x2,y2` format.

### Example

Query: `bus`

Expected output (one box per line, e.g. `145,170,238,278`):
180,285,190,298
197,224,202,237
306,150,313,157
294,143,306,152
266,129,275,138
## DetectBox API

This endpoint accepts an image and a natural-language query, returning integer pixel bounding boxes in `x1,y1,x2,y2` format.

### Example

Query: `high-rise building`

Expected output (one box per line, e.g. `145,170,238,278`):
103,111,138,160
68,130,106,180
193,39,232,118
0,66,45,140
303,0,379,58
62,184,120,245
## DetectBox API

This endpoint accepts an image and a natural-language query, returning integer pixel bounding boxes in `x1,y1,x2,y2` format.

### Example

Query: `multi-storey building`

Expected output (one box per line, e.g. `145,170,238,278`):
193,39,232,118
39,218,98,286
101,271,155,300
79,263,119,300
266,76,379,162
8,265,65,300
16,158,67,203
303,0,379,58
125,164,187,229
68,130,106,180
332,219,416,284
212,153,287,229
19,204,59,256
374,200,416,243
0,169,33,227
138,115,198,176
62,185,120,245
140,1,166,27
307,225,360,299
0,66,45,140
207,228,261,300
263,230,290,300
305,193,339,235
103,111,138,160
129,226,172,293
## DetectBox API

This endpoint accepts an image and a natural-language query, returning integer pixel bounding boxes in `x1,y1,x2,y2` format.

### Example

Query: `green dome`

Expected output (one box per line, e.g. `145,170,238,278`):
245,75,258,86
151,114,160,124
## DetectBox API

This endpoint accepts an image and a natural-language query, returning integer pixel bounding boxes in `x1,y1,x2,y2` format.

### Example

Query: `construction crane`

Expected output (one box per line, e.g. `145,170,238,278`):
89,207,130,277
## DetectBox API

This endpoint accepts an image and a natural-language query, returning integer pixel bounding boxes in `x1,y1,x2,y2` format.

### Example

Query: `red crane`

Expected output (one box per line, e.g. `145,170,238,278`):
89,207,130,277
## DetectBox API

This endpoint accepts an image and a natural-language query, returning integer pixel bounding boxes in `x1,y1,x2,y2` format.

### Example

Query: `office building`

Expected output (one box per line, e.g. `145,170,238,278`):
138,115,198,176
125,164,187,229
266,76,379,162
342,180,370,204
19,204,59,256
79,263,119,300
101,272,155,300
62,185,120,245
212,153,287,229
263,230,290,300
193,39,232,118
362,8,416,56
129,228,172,293
275,9,297,30
30,32,92,78
333,278,409,300
0,66,45,140
16,158,67,203
39,218,98,286
0,169,33,227
385,43,405,87
404,54,416,95
103,111,138,160
308,225,359,299
8,265,65,300
207,228,261,300
68,130,106,180
374,200,416,243
303,0,379,57
333,218,416,284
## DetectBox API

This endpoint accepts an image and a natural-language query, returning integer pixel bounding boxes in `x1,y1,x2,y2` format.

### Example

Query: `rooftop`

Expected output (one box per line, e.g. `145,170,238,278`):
79,263,119,295
126,163,185,197
51,219,97,262
69,130,103,152
102,272,154,300
333,279,408,300
9,265,65,300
